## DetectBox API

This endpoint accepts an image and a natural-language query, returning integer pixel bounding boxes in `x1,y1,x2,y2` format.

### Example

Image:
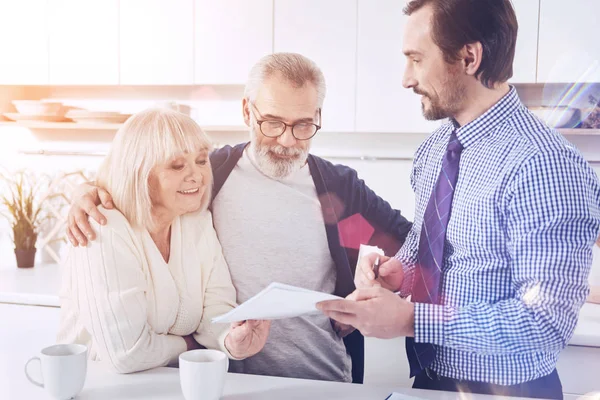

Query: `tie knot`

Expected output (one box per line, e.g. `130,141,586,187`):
447,132,463,154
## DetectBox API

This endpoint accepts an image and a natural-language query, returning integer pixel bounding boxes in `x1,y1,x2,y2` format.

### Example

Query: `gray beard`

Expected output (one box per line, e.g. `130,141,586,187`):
248,140,308,179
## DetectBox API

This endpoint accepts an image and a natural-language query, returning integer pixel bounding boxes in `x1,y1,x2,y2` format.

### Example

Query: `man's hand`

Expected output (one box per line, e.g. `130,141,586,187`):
67,183,114,247
224,320,271,359
317,287,414,339
354,253,405,292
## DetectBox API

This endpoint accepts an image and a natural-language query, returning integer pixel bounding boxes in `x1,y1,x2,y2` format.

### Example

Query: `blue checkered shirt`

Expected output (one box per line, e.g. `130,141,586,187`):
396,86,600,385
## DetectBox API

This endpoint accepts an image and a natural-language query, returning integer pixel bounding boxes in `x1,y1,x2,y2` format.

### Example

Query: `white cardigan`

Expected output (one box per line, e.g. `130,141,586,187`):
57,208,237,373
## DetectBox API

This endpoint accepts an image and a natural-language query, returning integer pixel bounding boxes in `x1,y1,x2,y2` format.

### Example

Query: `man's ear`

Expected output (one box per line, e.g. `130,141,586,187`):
242,97,251,127
461,42,483,76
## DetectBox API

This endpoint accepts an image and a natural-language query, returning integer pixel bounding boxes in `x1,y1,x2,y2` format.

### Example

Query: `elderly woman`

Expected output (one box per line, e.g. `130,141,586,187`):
57,108,270,373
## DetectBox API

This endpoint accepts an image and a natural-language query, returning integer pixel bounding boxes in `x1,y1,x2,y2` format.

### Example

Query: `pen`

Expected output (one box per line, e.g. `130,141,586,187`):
372,256,380,279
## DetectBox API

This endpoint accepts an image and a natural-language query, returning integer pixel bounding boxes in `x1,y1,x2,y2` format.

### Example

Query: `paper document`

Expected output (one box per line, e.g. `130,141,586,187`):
358,244,384,265
212,282,341,323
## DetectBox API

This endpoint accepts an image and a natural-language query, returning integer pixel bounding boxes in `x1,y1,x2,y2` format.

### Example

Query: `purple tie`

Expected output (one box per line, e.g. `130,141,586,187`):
406,130,463,377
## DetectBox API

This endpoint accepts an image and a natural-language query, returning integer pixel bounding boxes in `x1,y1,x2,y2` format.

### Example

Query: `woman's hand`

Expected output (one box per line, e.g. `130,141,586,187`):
587,286,600,304
224,320,271,359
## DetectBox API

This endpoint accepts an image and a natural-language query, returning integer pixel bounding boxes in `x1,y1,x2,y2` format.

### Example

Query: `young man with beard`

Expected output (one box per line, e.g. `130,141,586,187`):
65,52,412,383
318,0,600,398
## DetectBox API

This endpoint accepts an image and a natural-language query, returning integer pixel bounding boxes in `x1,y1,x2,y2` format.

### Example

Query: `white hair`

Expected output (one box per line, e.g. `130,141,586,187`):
96,108,213,230
244,52,327,108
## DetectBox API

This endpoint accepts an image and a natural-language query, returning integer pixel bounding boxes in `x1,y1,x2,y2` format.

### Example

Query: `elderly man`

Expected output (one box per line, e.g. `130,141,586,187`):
66,52,412,383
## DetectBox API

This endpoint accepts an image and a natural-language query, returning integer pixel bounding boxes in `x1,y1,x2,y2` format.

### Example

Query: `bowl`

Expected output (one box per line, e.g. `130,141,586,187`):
65,110,132,124
529,106,581,128
12,100,64,116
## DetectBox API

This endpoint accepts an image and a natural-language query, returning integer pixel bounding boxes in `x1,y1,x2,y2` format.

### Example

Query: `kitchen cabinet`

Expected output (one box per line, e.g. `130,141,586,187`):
194,0,273,84
0,0,49,85
120,0,194,85
537,0,600,83
510,0,539,83
274,0,357,132
48,0,119,85
355,0,441,133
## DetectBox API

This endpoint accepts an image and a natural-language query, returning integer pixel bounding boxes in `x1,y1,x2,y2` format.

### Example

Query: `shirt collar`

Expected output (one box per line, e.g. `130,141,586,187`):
452,85,521,149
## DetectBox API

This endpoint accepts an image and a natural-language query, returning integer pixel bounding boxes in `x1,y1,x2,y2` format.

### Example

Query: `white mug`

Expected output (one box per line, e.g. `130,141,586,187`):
179,349,229,400
25,344,87,399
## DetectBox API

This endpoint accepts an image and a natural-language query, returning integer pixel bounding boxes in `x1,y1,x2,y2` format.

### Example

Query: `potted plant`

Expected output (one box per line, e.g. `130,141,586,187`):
0,169,50,268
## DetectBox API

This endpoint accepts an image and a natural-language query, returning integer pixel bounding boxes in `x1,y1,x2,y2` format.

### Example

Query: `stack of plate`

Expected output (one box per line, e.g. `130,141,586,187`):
65,110,132,124
4,100,67,122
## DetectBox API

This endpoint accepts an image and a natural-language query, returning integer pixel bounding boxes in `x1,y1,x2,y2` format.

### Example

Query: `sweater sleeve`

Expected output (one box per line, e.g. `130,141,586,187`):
194,215,239,359
70,218,186,373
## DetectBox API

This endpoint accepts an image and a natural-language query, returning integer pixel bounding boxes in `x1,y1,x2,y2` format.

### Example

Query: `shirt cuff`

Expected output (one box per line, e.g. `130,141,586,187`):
217,325,245,361
395,258,414,298
414,303,453,346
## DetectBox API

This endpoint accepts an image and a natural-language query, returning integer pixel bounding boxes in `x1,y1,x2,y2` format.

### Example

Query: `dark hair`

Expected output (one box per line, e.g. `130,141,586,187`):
404,0,518,88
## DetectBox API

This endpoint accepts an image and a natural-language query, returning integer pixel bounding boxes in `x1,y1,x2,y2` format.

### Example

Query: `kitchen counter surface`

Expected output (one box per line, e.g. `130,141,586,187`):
0,263,61,307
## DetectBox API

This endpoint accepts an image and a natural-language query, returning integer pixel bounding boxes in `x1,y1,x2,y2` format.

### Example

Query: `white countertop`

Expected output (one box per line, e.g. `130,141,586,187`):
0,263,61,306
1,263,599,347
4,359,542,400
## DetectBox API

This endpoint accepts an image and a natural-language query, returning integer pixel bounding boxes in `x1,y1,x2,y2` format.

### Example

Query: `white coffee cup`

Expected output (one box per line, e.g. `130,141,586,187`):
25,344,87,399
179,349,229,400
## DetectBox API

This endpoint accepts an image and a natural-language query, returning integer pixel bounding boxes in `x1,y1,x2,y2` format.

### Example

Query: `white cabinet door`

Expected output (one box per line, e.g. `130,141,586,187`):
0,0,49,85
48,0,119,85
510,0,539,83
274,0,357,132
556,345,600,395
355,0,440,133
121,0,194,85
538,0,600,83
195,0,273,84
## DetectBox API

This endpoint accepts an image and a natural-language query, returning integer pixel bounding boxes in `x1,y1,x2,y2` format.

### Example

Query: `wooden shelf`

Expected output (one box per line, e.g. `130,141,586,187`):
0,121,598,136
0,121,122,130
558,129,600,136
0,121,247,132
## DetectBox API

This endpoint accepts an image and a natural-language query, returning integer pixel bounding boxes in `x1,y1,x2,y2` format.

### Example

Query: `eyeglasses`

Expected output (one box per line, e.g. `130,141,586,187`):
249,102,321,140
